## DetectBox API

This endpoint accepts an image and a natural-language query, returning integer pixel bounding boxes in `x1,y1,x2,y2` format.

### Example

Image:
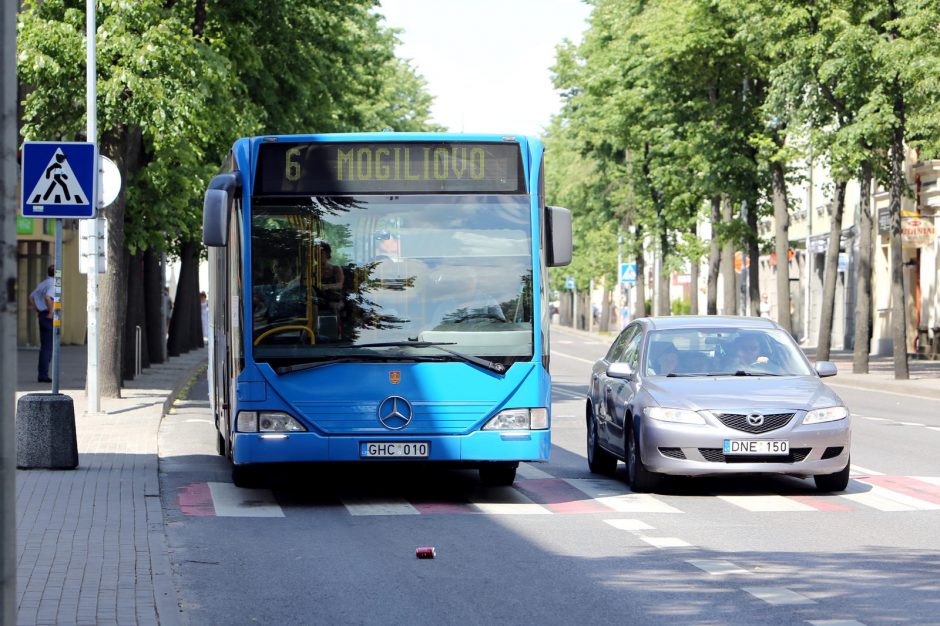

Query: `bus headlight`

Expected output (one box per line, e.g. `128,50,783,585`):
236,411,307,432
483,408,548,431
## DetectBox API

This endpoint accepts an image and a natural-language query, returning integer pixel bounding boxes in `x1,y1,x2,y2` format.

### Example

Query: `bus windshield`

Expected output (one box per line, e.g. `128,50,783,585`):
250,194,534,368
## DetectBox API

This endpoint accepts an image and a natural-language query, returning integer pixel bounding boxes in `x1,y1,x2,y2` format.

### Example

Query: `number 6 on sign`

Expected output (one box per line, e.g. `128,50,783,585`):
285,146,302,181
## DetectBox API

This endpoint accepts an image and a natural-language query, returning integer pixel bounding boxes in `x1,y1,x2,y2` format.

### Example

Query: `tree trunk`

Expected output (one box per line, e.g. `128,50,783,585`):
657,230,670,315
99,126,143,398
634,230,647,318
167,240,202,356
771,161,792,333
689,225,699,315
746,199,760,316
143,250,165,364
852,161,874,373
888,100,909,379
707,196,720,315
720,197,735,315
123,250,149,380
816,180,847,361
599,287,611,333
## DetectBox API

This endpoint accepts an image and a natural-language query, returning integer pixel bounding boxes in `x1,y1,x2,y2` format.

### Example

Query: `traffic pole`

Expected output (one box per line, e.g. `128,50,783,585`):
1,0,17,619
85,0,100,413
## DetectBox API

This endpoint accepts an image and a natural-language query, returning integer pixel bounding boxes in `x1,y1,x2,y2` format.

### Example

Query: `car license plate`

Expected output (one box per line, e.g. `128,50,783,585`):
723,439,789,455
360,442,429,458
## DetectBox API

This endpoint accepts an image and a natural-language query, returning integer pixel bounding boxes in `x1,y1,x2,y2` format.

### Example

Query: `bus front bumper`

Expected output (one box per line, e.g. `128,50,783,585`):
231,430,550,465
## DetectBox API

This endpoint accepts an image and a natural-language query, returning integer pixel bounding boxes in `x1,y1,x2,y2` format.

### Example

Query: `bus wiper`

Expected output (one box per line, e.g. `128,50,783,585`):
275,355,399,375
354,341,507,374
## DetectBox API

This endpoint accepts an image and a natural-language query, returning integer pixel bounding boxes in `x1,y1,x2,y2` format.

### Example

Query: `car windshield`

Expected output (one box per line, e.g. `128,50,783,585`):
643,328,814,377
249,194,534,368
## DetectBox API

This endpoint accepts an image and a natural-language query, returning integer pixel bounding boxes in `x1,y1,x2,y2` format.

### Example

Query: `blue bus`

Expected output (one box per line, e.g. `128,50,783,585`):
202,133,571,487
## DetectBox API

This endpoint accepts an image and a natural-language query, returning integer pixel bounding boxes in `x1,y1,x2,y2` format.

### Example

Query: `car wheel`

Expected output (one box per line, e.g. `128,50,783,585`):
479,462,518,486
625,422,661,493
814,457,850,492
587,407,617,475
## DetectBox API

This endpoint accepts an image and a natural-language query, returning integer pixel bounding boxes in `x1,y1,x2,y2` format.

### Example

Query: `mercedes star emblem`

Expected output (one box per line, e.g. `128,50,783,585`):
377,396,413,430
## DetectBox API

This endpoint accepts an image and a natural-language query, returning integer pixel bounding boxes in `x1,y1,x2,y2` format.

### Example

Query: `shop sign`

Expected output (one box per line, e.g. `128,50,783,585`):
900,217,935,248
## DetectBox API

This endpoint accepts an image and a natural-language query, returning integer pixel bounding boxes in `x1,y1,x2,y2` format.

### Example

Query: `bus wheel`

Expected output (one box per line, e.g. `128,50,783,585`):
479,462,517,487
232,464,259,488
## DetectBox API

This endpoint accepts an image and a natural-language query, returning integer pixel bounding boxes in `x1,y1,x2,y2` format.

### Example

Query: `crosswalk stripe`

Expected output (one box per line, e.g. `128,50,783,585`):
517,462,554,480
927,427,940,433
687,559,748,575
640,536,691,548
605,518,654,531
468,486,552,515
850,464,884,476
516,478,614,513
858,476,940,506
841,479,940,511
342,496,421,516
208,482,284,517
742,586,815,605
717,494,818,512
564,478,682,513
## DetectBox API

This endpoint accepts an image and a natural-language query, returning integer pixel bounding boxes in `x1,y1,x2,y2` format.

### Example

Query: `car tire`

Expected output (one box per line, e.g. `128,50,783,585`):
625,422,661,493
814,457,850,492
587,407,618,475
479,462,517,487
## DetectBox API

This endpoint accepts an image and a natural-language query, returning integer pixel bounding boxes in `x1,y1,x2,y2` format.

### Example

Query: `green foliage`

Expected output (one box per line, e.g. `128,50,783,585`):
18,0,441,254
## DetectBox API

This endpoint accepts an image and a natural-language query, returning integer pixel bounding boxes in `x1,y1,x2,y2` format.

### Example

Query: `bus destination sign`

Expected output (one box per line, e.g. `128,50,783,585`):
256,141,525,195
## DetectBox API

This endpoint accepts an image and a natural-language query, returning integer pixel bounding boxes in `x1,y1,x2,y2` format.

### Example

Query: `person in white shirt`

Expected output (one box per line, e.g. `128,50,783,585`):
29,265,55,383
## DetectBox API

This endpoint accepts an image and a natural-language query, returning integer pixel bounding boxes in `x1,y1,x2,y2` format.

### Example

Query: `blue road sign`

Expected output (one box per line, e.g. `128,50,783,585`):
21,141,97,219
620,262,637,284
565,276,575,290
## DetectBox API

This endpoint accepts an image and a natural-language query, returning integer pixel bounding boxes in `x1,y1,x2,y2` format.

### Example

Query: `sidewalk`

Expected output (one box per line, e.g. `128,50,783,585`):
552,322,940,400
14,344,206,626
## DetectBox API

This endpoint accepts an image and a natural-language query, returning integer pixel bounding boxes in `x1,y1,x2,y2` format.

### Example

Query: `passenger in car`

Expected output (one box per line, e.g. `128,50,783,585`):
649,342,680,375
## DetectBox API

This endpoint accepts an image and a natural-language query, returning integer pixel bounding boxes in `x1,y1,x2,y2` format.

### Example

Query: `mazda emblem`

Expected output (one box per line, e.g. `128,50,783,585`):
377,396,413,430
746,412,764,427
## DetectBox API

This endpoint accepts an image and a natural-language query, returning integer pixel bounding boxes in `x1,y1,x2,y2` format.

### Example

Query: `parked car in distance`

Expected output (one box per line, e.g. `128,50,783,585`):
586,316,851,493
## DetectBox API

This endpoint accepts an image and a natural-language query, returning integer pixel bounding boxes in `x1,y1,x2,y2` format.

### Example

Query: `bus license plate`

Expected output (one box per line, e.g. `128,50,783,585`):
361,442,429,458
723,440,789,455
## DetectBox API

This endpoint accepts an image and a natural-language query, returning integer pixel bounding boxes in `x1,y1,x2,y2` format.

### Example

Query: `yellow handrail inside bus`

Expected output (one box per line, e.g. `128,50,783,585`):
253,324,314,346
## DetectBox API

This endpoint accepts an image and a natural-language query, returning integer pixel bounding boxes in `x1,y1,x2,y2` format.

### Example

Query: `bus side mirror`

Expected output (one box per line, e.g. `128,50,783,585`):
546,206,572,267
203,172,241,247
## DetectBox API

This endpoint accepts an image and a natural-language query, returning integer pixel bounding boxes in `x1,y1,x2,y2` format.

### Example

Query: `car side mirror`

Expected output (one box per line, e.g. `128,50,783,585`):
546,206,572,267
203,172,241,247
815,361,838,378
606,362,635,380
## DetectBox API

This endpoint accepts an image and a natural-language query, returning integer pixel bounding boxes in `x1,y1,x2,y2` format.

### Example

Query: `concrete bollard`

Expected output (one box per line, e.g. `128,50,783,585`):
15,393,79,469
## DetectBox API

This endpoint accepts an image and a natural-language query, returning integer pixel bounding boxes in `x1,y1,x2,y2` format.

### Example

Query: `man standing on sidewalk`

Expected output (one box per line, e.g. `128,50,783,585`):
29,264,54,383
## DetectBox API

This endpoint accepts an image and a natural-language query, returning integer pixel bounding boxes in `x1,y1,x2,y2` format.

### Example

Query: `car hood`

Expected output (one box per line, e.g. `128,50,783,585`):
643,376,844,412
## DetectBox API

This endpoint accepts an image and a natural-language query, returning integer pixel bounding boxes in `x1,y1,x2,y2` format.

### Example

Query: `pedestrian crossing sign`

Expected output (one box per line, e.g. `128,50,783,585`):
21,141,97,219
620,262,637,284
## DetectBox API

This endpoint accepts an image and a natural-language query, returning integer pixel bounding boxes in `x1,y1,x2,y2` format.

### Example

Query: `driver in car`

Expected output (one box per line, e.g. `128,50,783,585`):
729,335,769,370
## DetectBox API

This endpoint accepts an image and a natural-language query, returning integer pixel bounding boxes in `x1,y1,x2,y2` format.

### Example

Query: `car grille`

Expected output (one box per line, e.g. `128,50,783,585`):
821,446,844,459
700,448,810,463
715,412,795,434
659,447,686,459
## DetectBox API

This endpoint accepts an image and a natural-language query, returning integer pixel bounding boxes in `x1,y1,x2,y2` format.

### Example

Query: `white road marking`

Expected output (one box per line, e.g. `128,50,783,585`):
841,482,940,512
552,387,585,400
470,487,552,515
208,482,284,517
342,497,421,516
517,462,554,480
183,418,214,424
898,421,925,427
850,464,884,476
565,478,682,513
913,476,940,487
860,416,890,421
640,536,691,548
552,350,597,365
687,560,748,575
604,519,654,531
742,586,815,605
928,427,940,433
717,494,816,512
808,620,868,626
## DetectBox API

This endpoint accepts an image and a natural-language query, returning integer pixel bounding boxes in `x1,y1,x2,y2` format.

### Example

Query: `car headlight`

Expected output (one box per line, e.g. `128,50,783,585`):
644,407,706,425
803,406,849,424
483,408,548,431
236,411,307,432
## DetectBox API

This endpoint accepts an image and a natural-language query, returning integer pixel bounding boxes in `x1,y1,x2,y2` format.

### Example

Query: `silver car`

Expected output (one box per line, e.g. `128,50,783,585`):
586,316,851,493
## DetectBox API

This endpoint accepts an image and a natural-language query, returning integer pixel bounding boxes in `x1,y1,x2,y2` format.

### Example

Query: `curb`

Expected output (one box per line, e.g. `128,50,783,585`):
154,353,207,626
